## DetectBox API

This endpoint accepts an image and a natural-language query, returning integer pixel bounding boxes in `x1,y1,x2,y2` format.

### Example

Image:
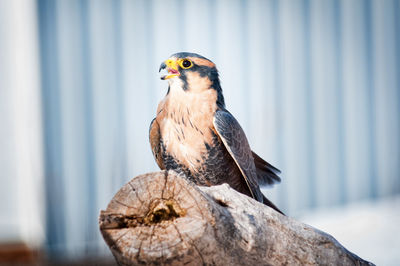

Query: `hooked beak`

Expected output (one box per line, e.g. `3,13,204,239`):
159,59,180,80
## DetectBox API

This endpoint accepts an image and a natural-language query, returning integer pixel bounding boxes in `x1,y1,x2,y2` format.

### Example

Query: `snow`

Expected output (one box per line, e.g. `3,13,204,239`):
299,195,400,266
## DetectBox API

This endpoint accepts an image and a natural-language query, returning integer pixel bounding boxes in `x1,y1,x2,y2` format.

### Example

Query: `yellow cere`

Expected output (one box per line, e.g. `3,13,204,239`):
165,59,178,70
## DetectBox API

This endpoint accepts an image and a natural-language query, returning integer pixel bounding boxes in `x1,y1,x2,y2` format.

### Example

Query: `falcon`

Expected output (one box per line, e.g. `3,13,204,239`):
149,52,283,214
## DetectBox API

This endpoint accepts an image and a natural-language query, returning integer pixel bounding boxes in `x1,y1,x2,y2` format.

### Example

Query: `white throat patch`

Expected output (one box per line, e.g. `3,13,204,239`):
168,78,185,94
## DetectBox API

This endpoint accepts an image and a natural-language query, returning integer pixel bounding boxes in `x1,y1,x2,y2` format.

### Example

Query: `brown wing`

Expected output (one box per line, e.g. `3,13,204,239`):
149,118,165,169
213,110,263,202
252,151,281,186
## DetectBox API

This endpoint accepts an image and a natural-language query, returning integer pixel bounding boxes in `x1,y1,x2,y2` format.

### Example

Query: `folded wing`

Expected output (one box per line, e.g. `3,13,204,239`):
213,110,263,202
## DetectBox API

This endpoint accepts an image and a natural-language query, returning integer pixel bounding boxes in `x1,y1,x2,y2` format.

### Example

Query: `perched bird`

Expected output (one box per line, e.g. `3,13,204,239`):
149,52,283,214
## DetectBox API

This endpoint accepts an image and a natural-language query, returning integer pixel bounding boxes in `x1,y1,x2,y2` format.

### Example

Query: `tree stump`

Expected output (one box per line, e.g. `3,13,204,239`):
99,170,374,265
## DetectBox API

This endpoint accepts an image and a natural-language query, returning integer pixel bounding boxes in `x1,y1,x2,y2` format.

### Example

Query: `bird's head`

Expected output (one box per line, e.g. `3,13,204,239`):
159,52,225,108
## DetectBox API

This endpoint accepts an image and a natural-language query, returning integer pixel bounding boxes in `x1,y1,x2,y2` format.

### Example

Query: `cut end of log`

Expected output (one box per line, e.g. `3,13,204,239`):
99,171,219,265
99,170,375,266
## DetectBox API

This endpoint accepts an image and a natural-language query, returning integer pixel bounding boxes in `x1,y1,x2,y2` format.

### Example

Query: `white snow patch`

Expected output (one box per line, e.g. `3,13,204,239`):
299,195,400,266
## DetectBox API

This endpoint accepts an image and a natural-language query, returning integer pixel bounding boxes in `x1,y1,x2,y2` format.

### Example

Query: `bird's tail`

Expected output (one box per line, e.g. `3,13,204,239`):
262,194,285,215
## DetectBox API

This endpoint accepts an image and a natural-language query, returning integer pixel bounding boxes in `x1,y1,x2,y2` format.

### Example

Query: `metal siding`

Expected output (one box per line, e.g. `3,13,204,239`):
35,0,400,257
37,0,67,255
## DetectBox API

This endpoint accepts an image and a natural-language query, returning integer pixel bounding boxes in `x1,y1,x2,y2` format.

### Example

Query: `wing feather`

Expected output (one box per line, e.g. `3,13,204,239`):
149,118,165,169
213,110,263,202
252,151,281,186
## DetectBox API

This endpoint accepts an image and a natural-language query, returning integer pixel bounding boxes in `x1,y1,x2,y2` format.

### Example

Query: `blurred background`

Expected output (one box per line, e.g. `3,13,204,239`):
1,0,399,265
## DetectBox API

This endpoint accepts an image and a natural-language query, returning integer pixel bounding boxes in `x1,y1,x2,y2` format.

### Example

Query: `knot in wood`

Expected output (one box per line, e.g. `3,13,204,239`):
145,199,186,224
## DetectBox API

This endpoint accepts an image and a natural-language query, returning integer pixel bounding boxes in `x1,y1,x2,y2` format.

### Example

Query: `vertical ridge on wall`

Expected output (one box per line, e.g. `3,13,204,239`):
56,0,91,254
363,0,378,199
302,0,316,209
207,0,217,59
393,0,400,194
37,0,66,255
239,0,250,131
341,0,372,202
111,0,127,192
79,0,98,253
144,0,156,109
333,0,347,205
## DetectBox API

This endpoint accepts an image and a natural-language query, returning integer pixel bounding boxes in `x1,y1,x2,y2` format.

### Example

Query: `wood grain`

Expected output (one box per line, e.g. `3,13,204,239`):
99,170,374,266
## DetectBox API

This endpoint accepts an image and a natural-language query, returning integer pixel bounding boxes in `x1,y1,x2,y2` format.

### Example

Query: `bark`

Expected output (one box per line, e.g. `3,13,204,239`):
99,170,374,266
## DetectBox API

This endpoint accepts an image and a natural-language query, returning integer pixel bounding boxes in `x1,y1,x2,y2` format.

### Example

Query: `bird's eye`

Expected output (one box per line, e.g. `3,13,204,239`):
181,59,192,69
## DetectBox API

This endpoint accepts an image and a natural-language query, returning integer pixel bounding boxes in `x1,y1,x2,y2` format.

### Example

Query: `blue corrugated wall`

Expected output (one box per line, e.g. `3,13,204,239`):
36,0,400,257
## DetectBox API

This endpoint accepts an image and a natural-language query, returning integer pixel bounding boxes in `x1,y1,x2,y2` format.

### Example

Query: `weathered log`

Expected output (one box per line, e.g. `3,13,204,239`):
99,170,374,265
